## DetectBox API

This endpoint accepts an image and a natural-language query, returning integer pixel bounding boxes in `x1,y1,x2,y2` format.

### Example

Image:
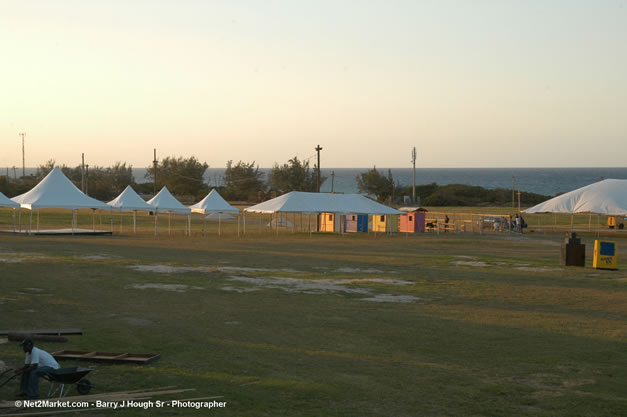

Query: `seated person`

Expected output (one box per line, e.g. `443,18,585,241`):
14,338,60,399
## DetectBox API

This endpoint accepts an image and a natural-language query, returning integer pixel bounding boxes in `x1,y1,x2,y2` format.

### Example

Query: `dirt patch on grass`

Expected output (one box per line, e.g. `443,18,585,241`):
130,283,204,292
227,275,371,295
334,267,385,274
516,267,563,272
361,294,422,303
220,286,260,293
562,379,595,388
130,265,214,274
452,261,490,267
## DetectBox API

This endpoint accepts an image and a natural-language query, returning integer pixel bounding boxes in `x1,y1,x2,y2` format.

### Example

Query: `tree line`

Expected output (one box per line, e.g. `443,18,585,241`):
0,158,552,206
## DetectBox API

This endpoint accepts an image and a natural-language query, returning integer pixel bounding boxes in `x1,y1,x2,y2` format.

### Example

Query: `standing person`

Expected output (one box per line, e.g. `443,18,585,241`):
444,215,450,232
515,214,521,233
14,339,60,399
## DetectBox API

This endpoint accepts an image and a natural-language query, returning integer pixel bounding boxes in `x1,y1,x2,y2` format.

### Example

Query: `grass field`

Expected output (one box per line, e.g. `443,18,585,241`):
1,214,627,416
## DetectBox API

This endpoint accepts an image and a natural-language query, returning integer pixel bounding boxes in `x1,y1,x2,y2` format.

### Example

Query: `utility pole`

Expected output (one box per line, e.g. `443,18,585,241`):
517,188,521,214
315,144,322,192
512,176,515,210
331,171,335,193
19,133,25,178
411,147,417,204
85,165,89,195
81,153,85,192
153,148,158,195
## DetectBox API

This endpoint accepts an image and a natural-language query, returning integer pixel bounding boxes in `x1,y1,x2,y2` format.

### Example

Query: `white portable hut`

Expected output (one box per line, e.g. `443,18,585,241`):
0,191,20,232
147,186,192,235
189,189,239,236
11,167,110,232
107,185,154,233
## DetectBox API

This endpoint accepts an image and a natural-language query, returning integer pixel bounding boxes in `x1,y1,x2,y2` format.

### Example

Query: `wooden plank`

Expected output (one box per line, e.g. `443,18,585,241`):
52,350,159,364
0,329,82,336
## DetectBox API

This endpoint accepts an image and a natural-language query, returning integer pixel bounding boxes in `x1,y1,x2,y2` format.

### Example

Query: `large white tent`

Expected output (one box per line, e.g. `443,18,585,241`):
524,179,627,215
147,186,191,235
11,167,109,210
108,185,154,233
245,192,402,234
189,189,239,236
245,192,403,215
10,167,109,233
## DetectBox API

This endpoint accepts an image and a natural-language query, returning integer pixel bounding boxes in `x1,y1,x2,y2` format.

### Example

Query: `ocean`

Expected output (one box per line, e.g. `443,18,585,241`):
142,167,627,196
12,167,627,197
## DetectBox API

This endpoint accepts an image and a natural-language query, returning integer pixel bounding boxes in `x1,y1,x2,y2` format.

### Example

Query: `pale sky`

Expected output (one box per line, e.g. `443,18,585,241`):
1,1,626,169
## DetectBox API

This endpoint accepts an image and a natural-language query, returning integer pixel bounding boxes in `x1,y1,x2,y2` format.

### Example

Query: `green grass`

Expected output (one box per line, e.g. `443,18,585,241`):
0,225,626,416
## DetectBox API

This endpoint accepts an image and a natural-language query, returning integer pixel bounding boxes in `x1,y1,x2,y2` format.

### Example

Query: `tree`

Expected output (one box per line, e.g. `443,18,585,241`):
356,167,396,202
145,156,208,200
268,156,323,193
222,160,265,201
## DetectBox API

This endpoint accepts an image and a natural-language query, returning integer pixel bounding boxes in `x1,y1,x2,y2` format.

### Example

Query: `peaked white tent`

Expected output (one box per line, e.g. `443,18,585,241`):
12,167,109,210
11,167,109,233
190,189,239,214
189,189,239,236
147,186,192,235
108,185,154,233
524,179,627,215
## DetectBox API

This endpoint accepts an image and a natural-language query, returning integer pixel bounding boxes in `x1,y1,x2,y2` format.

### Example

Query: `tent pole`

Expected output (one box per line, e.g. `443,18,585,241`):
276,213,279,236
168,212,171,236
243,212,246,235
154,212,158,236
203,217,206,237
37,209,40,232
133,211,137,234
13,209,16,233
570,214,574,232
219,213,222,237
18,209,21,232
72,211,75,235
29,210,32,234
589,213,592,232
237,213,240,238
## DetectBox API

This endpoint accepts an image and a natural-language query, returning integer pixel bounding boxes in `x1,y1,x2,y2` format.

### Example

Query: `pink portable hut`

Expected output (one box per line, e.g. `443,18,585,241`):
399,207,427,233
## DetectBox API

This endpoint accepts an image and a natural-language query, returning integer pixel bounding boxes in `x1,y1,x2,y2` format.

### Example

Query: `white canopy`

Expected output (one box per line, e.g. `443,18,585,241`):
524,179,627,215
147,186,191,214
11,167,109,210
244,192,403,215
205,212,235,221
190,189,239,215
108,185,153,212
0,192,20,209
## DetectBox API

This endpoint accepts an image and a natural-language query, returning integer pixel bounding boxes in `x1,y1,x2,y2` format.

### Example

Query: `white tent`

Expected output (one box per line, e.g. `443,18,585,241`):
108,185,153,233
245,192,403,215
190,189,239,236
524,179,627,215
0,192,19,209
10,167,109,233
147,186,191,235
11,167,109,210
108,185,153,212
147,186,191,214
190,189,239,214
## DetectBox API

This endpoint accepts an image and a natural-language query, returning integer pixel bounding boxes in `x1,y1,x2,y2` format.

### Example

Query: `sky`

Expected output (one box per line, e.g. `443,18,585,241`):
1,1,626,169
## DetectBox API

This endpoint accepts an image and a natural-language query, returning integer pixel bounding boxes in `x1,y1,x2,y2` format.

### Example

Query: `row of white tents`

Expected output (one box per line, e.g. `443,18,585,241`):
0,167,239,234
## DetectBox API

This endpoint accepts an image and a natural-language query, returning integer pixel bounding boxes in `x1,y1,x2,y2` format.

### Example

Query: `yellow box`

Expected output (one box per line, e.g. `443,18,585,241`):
593,240,617,270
